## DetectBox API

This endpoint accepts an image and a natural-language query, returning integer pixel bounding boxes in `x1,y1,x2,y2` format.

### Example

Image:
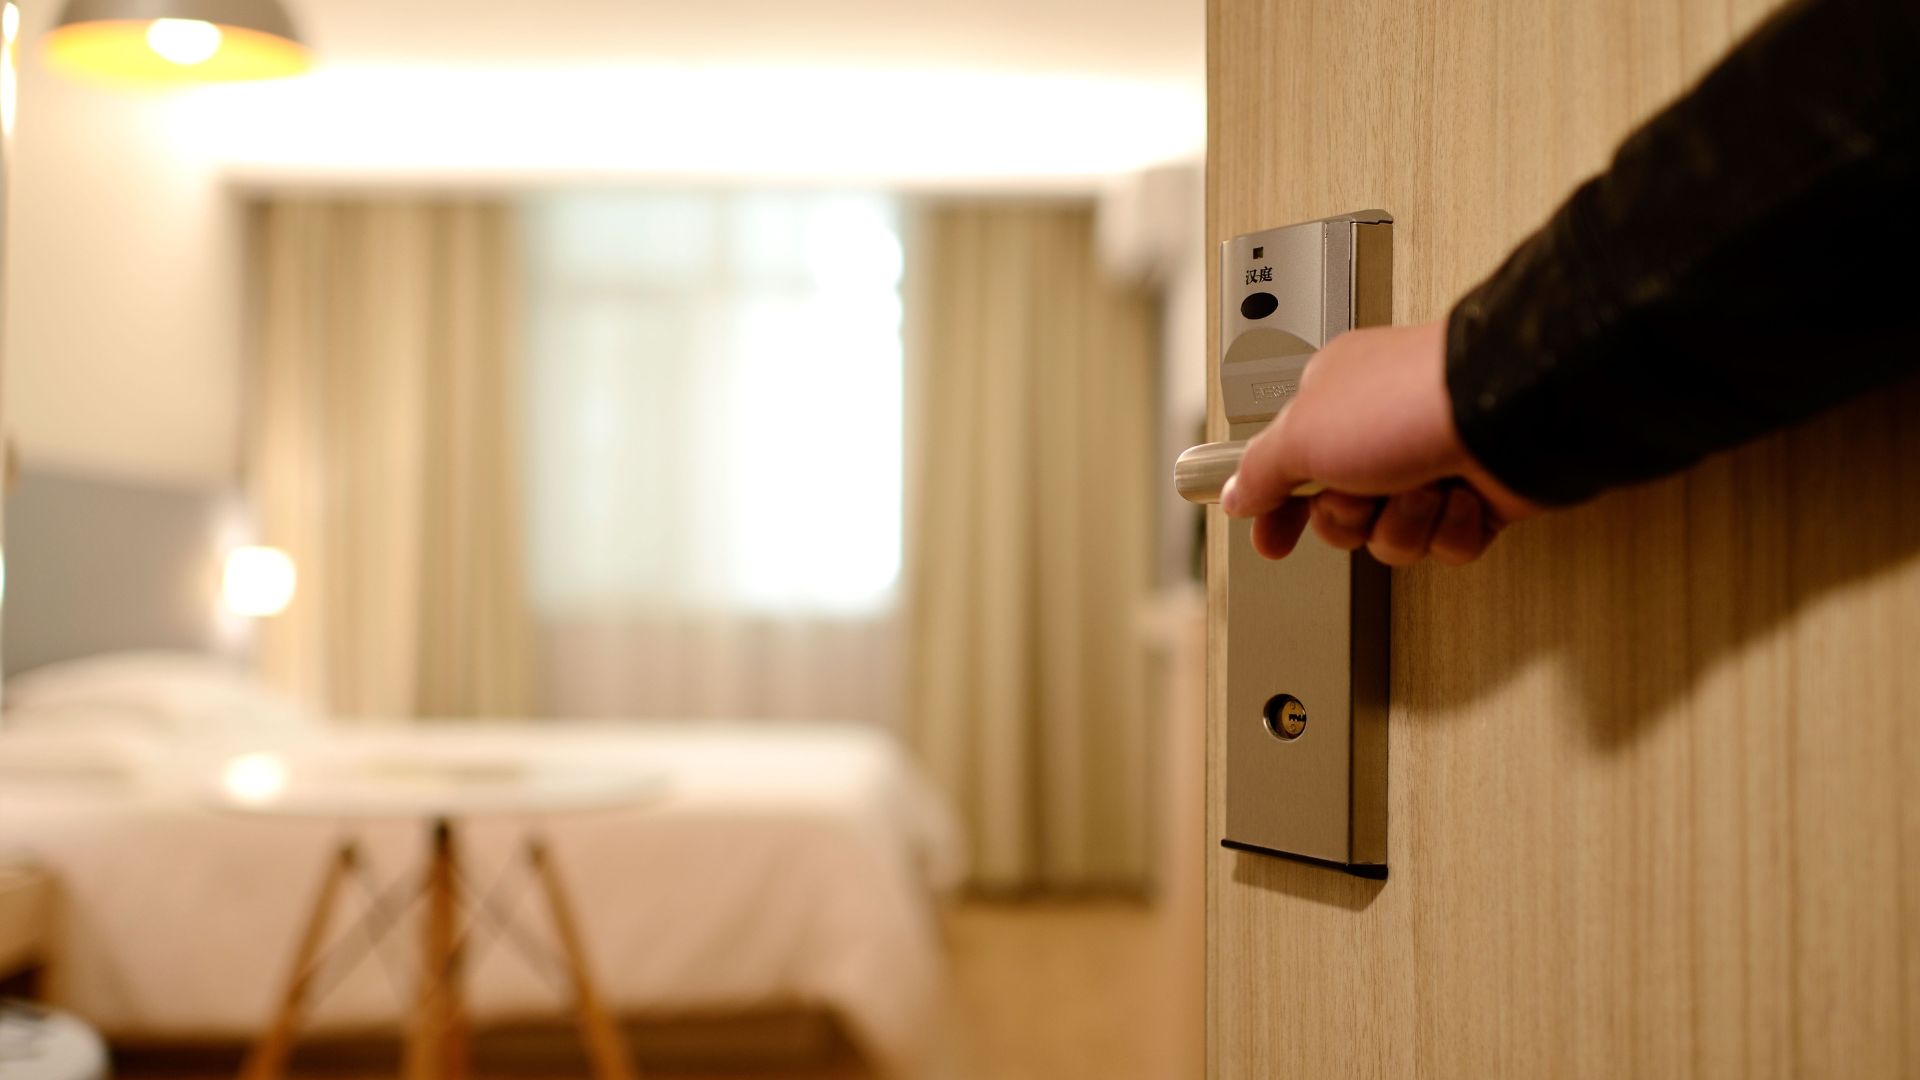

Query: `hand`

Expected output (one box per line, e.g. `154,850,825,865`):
1219,320,1542,565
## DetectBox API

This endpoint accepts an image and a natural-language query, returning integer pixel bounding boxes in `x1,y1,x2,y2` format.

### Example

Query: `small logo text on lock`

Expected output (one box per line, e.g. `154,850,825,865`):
1262,694,1308,740
1252,380,1298,403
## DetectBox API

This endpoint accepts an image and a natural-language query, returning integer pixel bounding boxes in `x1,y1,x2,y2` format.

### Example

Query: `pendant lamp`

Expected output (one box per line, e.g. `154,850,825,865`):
44,0,309,84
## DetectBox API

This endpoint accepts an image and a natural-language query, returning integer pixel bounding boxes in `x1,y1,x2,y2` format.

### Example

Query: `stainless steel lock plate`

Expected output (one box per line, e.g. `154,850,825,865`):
1212,210,1393,878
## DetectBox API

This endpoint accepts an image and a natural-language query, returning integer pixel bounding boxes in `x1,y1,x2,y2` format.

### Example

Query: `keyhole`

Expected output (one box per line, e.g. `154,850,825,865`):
1263,694,1308,740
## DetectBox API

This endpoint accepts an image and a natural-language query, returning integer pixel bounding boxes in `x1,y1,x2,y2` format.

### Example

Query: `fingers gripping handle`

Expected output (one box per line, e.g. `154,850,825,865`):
1180,325,1324,507
1174,439,1326,505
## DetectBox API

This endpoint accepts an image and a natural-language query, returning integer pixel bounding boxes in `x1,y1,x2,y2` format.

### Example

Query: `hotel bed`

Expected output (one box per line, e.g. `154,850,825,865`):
0,653,962,1076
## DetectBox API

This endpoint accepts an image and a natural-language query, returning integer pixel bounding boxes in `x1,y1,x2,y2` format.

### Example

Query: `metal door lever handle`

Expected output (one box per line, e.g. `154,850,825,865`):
1174,440,1326,505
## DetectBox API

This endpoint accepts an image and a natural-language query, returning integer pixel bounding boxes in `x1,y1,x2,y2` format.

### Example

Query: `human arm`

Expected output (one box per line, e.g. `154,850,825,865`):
1224,0,1920,563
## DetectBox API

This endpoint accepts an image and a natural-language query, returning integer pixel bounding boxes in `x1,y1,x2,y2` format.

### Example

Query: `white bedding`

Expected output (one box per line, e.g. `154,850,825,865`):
0,719,961,1076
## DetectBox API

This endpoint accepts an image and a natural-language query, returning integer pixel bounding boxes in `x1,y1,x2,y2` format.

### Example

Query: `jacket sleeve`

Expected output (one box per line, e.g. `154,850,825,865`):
1444,0,1920,507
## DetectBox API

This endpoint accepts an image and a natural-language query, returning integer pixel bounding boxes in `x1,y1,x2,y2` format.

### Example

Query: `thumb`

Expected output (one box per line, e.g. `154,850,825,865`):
1221,415,1307,518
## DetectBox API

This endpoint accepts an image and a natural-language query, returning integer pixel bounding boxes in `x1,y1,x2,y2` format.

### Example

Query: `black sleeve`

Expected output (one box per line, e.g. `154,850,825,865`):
1444,0,1920,508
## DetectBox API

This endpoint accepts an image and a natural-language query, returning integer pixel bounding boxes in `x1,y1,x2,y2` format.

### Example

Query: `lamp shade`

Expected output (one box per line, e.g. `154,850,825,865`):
44,0,309,84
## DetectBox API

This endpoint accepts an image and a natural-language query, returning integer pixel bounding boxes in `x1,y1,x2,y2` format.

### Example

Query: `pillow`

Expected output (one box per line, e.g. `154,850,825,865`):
0,727,160,786
4,651,316,737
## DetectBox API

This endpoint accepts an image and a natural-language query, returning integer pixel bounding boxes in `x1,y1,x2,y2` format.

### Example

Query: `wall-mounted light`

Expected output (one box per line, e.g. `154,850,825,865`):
223,544,295,617
44,0,311,85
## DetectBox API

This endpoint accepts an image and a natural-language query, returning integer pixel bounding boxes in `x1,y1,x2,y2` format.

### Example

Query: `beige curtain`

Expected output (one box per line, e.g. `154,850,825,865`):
247,200,533,718
904,202,1159,892
536,612,901,730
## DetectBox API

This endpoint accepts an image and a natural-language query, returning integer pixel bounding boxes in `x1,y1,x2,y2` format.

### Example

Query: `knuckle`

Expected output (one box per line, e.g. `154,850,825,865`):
1266,412,1306,459
1367,538,1423,566
1310,513,1364,550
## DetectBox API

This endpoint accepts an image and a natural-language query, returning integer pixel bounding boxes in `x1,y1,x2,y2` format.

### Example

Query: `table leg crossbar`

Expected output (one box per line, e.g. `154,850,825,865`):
238,819,640,1080
452,859,571,1000
301,854,422,1007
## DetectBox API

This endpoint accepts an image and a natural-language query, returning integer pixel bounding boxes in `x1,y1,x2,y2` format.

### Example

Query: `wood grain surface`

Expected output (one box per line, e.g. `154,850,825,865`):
1205,1,1920,1077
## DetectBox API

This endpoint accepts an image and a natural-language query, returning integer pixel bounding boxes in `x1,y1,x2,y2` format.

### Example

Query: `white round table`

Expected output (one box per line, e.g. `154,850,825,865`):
202,744,667,1080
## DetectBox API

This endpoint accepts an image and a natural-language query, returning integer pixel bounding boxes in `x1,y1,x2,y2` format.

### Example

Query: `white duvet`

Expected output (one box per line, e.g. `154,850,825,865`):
0,719,961,1076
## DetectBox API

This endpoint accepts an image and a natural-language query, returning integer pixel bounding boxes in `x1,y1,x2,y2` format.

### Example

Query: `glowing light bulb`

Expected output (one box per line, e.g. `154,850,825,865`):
224,546,297,617
146,18,222,66
221,753,288,804
2,4,19,45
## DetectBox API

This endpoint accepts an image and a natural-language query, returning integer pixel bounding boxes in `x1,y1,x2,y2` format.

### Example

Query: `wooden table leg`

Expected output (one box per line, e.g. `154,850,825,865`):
240,842,357,1080
529,839,640,1080
406,819,469,1080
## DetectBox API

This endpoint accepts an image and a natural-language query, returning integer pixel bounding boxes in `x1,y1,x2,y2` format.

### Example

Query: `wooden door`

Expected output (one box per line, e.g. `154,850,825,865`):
1205,1,1920,1077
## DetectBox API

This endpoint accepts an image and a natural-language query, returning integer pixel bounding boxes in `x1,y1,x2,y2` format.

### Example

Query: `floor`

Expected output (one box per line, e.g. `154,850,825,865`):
933,900,1197,1080
115,900,1200,1080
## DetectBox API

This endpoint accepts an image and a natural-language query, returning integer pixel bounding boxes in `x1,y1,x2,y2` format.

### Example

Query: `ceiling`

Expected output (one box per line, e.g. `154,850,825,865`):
291,0,1203,89
16,0,1205,188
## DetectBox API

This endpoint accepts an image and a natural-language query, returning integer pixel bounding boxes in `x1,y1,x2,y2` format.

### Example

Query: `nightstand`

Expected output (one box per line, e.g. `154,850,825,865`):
0,859,53,995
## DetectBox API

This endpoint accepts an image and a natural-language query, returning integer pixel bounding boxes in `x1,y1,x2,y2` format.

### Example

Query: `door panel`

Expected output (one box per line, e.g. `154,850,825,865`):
1205,1,1920,1077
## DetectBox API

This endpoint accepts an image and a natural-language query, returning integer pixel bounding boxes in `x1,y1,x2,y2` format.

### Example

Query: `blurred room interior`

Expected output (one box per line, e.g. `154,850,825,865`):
0,1,1208,1079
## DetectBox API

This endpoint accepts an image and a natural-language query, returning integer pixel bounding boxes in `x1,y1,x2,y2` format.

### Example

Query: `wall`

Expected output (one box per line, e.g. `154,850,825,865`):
1096,161,1206,585
1207,0,1920,1077
0,0,1203,491
4,0,240,485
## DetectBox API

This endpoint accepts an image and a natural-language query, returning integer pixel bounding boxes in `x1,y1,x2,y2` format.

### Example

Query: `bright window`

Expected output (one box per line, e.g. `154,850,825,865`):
521,191,904,616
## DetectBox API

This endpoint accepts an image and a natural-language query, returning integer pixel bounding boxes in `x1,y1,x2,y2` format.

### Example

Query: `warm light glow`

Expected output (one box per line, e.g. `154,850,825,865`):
2,3,19,139
146,18,221,66
172,65,1203,185
221,752,287,804
43,19,309,85
223,545,297,617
